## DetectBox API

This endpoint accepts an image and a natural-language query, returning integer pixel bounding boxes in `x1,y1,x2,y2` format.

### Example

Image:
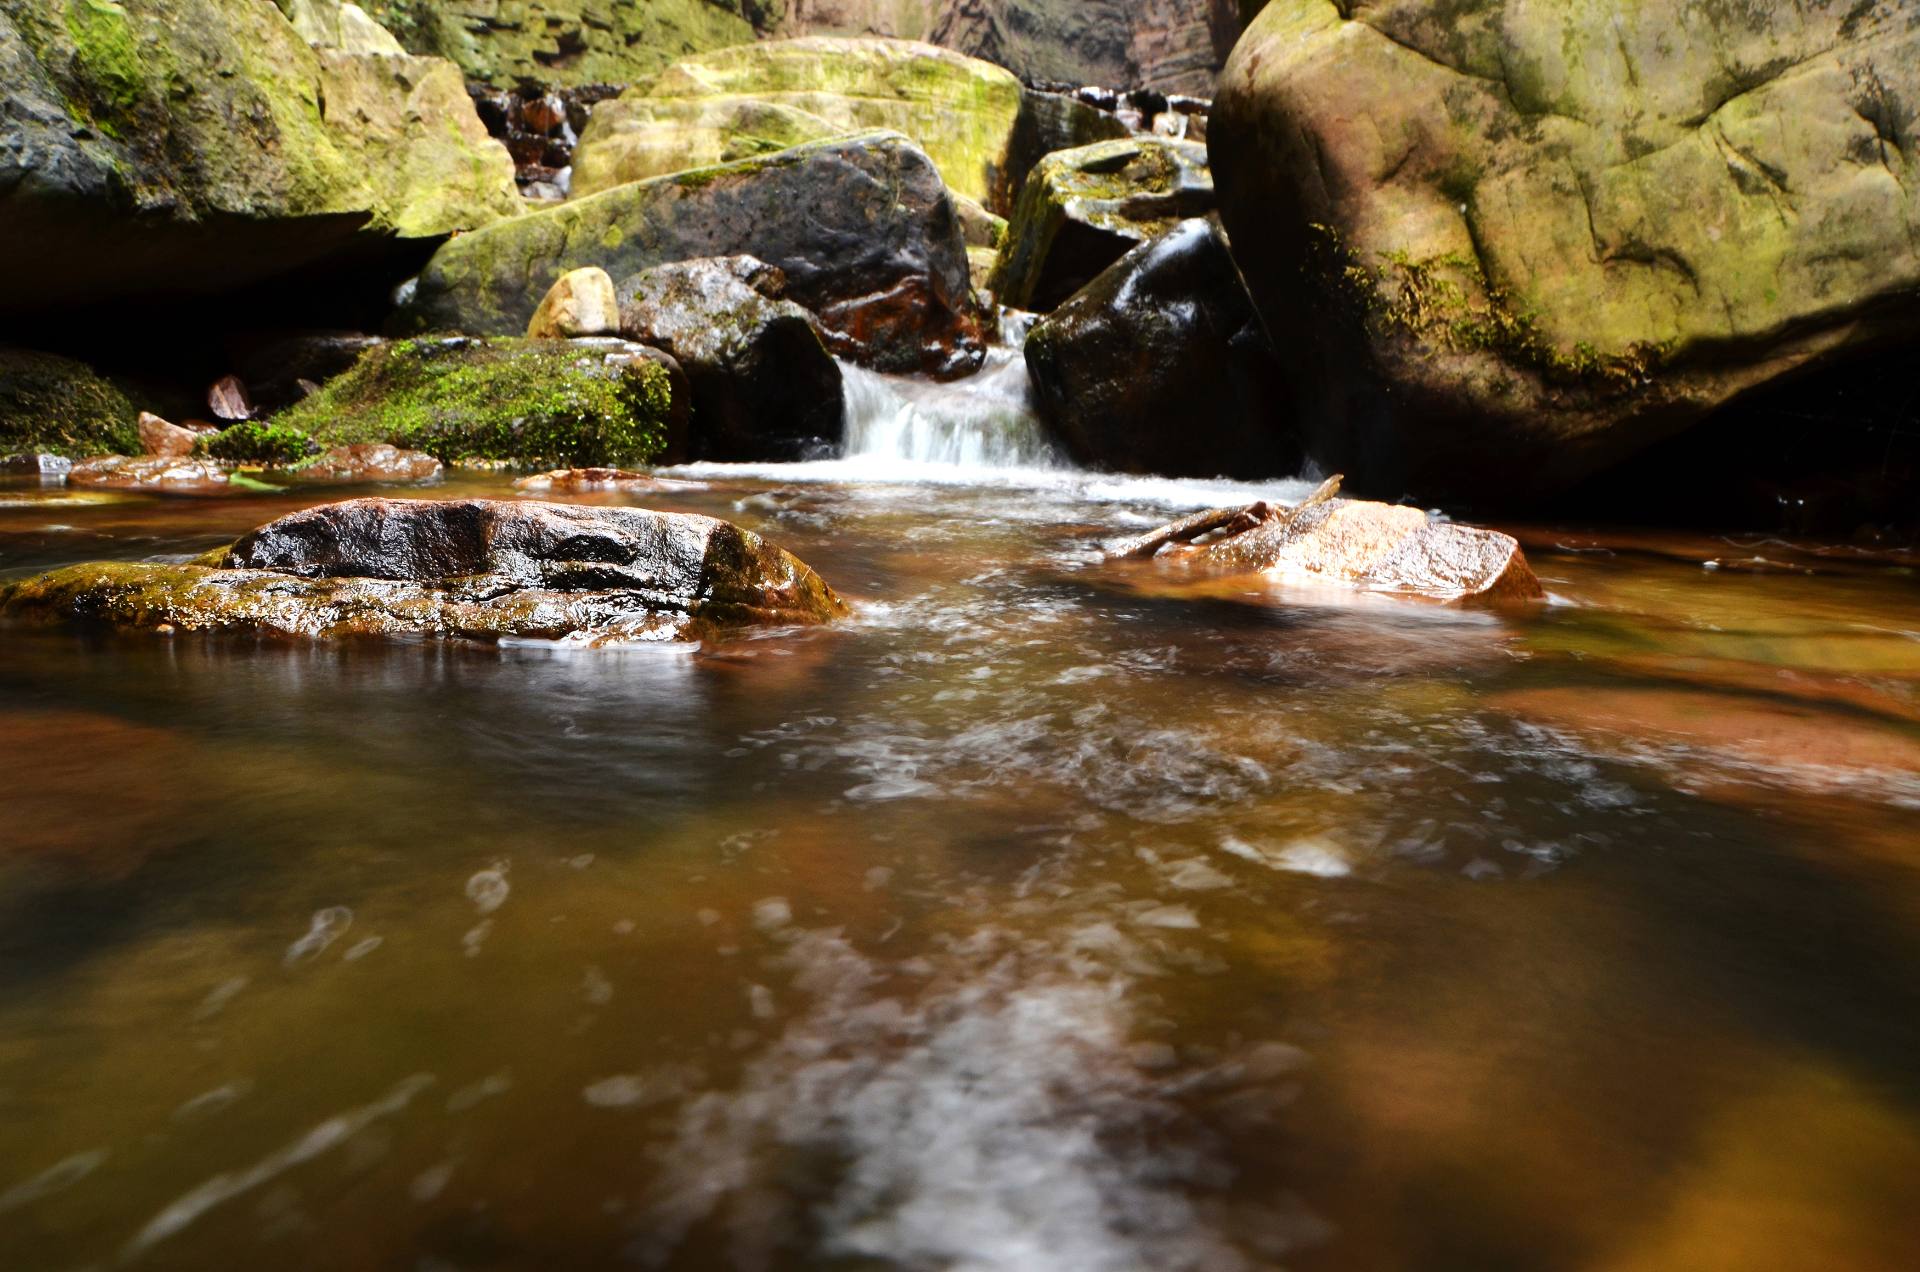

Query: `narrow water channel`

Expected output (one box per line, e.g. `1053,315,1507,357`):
3,360,1919,1271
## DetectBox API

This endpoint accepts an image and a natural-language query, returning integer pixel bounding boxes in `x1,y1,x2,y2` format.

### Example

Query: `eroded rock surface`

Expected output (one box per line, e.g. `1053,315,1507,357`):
1212,1,1920,502
0,498,847,642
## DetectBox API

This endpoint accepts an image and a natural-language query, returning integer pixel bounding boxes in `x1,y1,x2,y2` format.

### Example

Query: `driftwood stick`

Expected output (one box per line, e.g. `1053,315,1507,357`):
1108,474,1345,561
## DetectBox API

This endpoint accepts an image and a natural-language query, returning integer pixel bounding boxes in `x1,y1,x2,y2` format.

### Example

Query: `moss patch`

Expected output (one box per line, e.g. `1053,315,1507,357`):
271,338,674,469
0,348,140,457
202,421,319,464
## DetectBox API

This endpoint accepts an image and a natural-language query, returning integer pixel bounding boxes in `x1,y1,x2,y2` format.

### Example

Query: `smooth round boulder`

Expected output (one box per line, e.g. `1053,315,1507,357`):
527,267,621,340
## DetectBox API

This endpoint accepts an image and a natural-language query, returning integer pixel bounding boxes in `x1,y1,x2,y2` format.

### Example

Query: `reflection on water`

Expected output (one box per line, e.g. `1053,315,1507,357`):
2,465,1920,1270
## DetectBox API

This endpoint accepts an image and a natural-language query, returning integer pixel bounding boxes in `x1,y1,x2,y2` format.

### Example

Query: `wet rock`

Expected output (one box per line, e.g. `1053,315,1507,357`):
1113,482,1543,605
207,375,255,422
0,0,518,315
997,88,1133,209
1025,219,1294,478
0,452,74,476
137,413,199,459
276,444,443,485
617,257,845,462
0,498,848,643
512,468,710,494
398,131,985,379
0,350,140,458
989,137,1213,311
1212,2,1920,503
270,337,681,469
67,456,233,497
527,267,620,340
233,333,386,411
573,38,1024,209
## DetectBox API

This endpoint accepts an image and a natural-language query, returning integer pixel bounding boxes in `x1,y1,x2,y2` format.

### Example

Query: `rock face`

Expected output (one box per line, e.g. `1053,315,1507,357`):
527,267,621,339
574,38,1023,209
0,350,140,457
270,337,682,468
1212,1,1920,504
400,131,985,378
1025,219,1293,478
783,0,1245,94
1112,485,1543,605
0,498,848,642
618,257,845,461
0,0,520,314
989,137,1213,311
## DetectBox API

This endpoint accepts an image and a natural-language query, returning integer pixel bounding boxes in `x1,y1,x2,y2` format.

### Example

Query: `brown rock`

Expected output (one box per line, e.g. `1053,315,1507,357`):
137,412,199,458
278,444,443,485
513,468,711,494
67,455,232,497
207,375,253,421
526,267,621,340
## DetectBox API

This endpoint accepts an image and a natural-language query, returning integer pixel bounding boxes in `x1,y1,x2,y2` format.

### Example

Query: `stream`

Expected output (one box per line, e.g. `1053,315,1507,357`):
3,356,1920,1271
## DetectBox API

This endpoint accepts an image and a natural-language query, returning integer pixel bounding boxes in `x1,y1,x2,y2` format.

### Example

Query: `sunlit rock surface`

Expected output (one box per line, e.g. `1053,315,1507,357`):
1212,0,1920,502
0,498,847,642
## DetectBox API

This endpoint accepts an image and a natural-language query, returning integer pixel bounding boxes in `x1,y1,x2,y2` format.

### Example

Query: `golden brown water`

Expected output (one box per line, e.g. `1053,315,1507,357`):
3,466,1919,1271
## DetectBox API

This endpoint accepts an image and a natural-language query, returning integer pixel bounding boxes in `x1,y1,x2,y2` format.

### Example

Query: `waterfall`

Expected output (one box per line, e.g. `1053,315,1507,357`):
838,314,1060,470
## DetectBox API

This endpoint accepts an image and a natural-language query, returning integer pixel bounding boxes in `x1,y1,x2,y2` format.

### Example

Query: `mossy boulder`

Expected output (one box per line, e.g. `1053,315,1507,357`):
0,0,518,313
1212,1,1920,503
1025,219,1296,479
988,136,1213,312
573,38,1023,209
270,337,679,469
201,421,322,465
0,498,849,642
0,348,141,457
617,256,845,461
399,131,984,378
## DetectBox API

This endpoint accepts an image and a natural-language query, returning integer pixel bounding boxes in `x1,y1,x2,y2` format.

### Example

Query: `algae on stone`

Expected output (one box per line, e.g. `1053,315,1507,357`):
0,349,141,458
270,338,676,469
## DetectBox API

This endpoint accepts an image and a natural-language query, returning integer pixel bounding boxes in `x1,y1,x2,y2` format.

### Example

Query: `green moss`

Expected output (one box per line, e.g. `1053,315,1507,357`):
61,0,145,138
271,338,673,469
202,421,319,464
0,348,140,457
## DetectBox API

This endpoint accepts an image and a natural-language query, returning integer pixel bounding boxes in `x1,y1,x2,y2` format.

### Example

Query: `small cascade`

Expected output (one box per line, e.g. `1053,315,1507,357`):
838,313,1059,470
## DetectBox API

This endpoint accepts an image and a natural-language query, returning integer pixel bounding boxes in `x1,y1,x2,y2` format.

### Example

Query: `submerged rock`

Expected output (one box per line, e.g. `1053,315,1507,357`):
574,38,1024,209
269,337,681,469
989,137,1213,311
0,498,847,643
1025,219,1293,478
617,257,845,461
0,350,140,458
1212,2,1920,502
67,456,233,497
274,444,443,485
397,131,985,378
512,468,710,494
1112,480,1543,605
526,268,621,340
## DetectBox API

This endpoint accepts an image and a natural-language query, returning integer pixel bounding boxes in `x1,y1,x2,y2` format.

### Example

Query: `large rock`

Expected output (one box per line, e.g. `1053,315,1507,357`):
0,498,848,642
67,455,234,496
989,137,1213,311
618,257,845,462
0,0,518,314
274,443,444,484
1025,219,1293,478
1212,1,1920,504
572,97,844,199
270,337,684,468
398,131,985,378
0,349,140,457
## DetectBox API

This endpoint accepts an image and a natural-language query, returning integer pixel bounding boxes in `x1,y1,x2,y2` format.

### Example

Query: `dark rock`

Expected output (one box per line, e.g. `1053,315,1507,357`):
995,88,1132,211
397,131,986,379
0,498,849,643
990,137,1213,312
1025,219,1294,478
233,333,387,412
617,257,845,462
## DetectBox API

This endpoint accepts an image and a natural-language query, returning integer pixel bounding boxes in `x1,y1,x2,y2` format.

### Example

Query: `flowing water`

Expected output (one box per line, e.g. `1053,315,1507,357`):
4,360,1920,1271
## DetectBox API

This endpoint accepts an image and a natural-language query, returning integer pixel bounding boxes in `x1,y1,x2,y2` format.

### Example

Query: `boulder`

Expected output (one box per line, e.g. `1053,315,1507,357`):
951,192,1006,249
574,38,1023,209
233,333,386,411
1110,480,1543,605
0,498,848,642
0,453,74,477
275,443,444,484
67,456,233,497
269,337,684,469
1211,1,1920,504
617,257,845,462
571,97,844,199
0,350,140,458
0,0,519,315
527,267,621,340
137,413,199,458
1025,219,1294,478
989,137,1213,311
398,131,985,378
